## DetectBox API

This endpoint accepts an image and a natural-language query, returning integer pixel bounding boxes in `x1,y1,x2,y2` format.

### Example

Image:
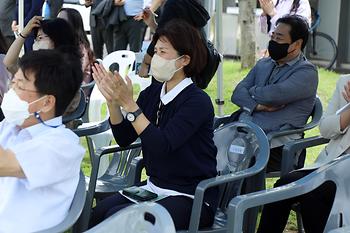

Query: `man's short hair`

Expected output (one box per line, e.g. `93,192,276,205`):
276,15,310,50
18,49,83,116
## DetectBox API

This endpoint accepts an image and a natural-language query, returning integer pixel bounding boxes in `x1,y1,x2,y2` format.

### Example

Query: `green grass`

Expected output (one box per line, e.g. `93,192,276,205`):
81,59,340,231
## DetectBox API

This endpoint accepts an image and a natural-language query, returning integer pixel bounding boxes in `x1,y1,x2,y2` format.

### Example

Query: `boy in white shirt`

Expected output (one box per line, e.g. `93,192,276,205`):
0,49,85,233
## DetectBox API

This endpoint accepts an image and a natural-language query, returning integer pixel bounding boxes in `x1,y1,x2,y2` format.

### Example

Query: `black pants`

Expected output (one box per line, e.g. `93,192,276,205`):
89,192,215,230
90,19,113,59
113,17,146,52
257,170,336,233
267,146,306,173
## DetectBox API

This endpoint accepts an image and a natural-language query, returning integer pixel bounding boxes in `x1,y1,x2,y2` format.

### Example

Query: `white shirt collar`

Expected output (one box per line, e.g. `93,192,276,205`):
23,116,63,138
159,78,193,105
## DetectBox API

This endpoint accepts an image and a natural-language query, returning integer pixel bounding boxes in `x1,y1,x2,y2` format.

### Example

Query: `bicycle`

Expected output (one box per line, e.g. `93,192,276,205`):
305,8,338,70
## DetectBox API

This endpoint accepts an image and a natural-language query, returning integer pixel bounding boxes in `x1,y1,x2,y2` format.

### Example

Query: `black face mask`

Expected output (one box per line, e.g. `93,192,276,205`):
268,40,290,61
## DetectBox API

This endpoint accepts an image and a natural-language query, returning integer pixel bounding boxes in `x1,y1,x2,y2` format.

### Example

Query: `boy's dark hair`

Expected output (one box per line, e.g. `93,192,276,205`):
152,19,207,78
276,15,310,50
18,50,83,116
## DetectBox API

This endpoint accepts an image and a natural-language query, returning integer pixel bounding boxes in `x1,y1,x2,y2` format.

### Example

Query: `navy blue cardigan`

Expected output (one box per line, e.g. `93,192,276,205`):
111,80,218,207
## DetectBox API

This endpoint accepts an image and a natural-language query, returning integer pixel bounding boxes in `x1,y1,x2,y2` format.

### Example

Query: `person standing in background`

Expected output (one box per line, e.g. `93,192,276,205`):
112,0,151,52
259,0,311,35
0,0,16,46
47,0,64,18
85,0,111,59
12,0,45,52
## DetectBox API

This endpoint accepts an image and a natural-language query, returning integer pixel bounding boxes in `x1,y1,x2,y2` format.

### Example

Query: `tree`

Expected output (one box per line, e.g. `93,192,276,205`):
239,0,256,69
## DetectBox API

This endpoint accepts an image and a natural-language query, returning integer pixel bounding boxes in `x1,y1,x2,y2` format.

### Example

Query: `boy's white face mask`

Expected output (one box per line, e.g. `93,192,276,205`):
1,88,46,126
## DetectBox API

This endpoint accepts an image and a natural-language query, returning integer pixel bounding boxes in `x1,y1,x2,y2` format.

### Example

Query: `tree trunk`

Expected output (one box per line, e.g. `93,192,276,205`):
239,0,256,69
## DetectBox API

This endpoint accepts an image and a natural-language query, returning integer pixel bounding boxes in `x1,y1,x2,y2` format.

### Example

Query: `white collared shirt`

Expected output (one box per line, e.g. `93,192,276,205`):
124,0,152,16
0,117,85,233
260,0,311,34
159,77,193,105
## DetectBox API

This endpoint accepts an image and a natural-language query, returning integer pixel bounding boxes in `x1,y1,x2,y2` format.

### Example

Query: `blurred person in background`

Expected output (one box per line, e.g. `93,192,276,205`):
12,0,45,52
58,8,95,86
0,0,16,46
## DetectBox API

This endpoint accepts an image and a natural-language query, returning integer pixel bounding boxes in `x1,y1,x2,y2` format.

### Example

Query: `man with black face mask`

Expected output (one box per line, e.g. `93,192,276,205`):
231,15,318,172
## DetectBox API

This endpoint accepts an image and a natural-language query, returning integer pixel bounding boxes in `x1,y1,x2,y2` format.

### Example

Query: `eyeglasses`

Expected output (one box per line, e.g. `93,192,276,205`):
35,34,49,42
10,80,39,93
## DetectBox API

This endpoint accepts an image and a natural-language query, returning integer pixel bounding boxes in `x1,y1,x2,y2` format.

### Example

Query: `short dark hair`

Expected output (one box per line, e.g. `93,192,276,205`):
152,19,207,78
34,18,79,54
18,50,83,116
276,15,309,49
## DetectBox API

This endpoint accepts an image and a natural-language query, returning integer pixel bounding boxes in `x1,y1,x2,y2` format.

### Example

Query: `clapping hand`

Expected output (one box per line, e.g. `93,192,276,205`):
259,0,276,16
92,63,134,109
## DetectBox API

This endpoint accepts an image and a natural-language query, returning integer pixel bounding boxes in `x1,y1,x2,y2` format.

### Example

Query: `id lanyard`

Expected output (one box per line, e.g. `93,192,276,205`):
34,112,61,128
155,101,164,127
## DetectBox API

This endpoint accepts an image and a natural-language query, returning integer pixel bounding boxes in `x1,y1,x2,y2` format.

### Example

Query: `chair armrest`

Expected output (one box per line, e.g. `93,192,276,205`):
213,115,231,129
226,166,329,233
280,136,330,176
95,142,142,159
128,156,144,185
73,118,110,137
283,135,330,156
188,165,266,233
267,122,316,140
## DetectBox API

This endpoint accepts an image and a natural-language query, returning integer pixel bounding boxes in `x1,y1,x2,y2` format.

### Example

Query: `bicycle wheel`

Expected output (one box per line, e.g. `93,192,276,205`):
305,31,338,70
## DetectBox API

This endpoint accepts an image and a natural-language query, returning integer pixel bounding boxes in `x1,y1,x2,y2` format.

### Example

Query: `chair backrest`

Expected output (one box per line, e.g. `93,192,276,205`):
85,202,176,233
214,121,266,209
102,50,135,80
62,88,87,125
227,154,350,233
34,171,86,233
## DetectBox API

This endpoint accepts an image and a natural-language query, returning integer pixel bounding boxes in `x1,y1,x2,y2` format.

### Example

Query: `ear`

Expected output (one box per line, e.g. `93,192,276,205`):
180,55,191,67
292,39,303,50
40,95,56,113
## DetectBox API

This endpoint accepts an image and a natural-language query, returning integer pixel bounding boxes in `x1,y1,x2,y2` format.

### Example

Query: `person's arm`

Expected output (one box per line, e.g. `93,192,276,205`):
248,65,318,106
0,146,24,177
149,0,164,12
136,92,214,156
320,76,350,139
231,65,259,113
4,16,42,74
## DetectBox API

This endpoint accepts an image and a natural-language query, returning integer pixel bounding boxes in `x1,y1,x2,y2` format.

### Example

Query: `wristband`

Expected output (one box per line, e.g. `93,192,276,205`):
19,33,27,39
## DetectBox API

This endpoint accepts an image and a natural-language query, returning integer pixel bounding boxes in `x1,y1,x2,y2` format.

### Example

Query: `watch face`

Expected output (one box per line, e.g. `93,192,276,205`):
126,113,135,122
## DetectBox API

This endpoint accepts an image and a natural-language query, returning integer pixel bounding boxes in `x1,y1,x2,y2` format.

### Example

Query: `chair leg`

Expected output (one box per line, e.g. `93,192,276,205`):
293,203,305,233
296,211,305,233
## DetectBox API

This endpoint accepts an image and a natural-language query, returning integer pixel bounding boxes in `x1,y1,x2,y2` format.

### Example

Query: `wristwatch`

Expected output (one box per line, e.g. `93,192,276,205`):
126,108,143,122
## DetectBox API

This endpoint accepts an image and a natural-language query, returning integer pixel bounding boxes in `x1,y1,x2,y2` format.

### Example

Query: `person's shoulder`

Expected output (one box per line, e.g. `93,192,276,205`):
181,83,213,106
299,55,317,71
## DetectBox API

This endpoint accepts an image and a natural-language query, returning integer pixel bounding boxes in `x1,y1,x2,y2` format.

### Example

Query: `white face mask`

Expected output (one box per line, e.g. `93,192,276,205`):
150,54,183,82
32,40,51,51
1,89,46,126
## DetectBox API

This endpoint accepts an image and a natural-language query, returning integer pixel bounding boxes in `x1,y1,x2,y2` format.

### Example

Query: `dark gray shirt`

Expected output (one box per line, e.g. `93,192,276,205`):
231,53,318,134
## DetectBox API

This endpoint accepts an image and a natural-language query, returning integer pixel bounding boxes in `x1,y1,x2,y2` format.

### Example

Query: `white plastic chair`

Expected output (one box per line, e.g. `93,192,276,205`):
85,202,176,233
86,50,137,176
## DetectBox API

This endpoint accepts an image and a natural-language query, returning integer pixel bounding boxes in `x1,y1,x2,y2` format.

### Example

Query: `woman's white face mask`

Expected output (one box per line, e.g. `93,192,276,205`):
149,54,184,82
32,40,52,51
